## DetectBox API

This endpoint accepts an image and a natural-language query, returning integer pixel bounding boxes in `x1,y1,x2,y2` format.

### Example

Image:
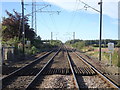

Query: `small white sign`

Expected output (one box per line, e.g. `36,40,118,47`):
108,43,114,52
26,41,31,46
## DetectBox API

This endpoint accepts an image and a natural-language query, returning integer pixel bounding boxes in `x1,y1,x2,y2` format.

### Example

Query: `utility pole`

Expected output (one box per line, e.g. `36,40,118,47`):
25,2,60,35
73,32,75,40
31,0,34,29
79,0,102,61
32,0,37,34
98,0,102,61
73,32,75,44
21,0,25,58
51,32,53,40
35,1,37,34
50,32,53,44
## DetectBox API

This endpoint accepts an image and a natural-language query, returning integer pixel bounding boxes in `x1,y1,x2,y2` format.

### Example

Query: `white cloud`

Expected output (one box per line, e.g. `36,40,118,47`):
42,0,119,19
1,0,119,18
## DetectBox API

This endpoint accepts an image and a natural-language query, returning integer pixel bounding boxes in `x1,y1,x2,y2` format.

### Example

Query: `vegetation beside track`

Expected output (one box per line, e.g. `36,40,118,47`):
1,10,62,63
65,39,120,67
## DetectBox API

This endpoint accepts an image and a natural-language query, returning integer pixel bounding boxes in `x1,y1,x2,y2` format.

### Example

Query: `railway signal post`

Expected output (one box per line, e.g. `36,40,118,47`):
108,43,114,66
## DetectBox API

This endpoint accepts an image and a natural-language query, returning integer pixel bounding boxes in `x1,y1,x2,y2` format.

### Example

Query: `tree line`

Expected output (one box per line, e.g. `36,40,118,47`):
65,39,120,47
1,10,62,57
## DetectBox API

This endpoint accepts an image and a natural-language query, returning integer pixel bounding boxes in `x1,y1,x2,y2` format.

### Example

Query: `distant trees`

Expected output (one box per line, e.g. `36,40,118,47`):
72,41,85,50
65,39,120,48
116,41,120,47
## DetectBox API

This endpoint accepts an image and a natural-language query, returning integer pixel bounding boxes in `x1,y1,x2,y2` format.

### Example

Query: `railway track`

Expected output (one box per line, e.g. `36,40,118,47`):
66,47,120,89
1,46,120,89
75,51,120,87
2,52,47,78
26,46,75,89
71,50,119,89
1,48,60,89
26,46,119,89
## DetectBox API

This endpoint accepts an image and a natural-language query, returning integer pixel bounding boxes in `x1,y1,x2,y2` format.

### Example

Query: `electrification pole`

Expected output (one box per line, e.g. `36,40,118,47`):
51,32,53,40
98,0,102,61
50,32,53,44
35,1,37,33
31,0,37,33
73,32,75,40
73,32,75,44
32,0,34,29
79,0,103,61
21,0,25,58
25,3,60,35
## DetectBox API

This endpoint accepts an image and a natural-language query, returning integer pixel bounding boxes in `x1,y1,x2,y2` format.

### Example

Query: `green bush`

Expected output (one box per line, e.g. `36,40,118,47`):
117,59,120,67
31,46,38,54
25,46,38,55
117,49,120,67
72,41,85,50
93,44,99,47
116,41,120,47
50,40,62,46
2,37,20,47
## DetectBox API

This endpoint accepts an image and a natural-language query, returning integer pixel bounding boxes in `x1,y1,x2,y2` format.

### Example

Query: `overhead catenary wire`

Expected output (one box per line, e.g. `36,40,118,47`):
37,13,52,31
25,1,60,33
79,0,100,13
41,0,60,39
36,16,53,40
49,13,59,32
25,5,50,16
35,1,37,34
25,1,51,34
25,1,60,36
67,0,80,32
24,4,48,6
48,3,59,32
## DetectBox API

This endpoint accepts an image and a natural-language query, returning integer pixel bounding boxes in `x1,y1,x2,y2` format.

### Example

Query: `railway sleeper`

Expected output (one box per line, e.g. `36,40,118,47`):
15,68,42,76
2,66,20,75
75,67,96,75
41,68,71,75
41,67,96,76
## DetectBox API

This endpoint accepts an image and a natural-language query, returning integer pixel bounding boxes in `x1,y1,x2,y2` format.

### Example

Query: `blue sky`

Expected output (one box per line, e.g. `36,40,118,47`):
1,0,118,42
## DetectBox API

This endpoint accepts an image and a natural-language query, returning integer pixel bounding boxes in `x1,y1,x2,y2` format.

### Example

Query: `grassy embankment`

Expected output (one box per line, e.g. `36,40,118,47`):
81,47,119,67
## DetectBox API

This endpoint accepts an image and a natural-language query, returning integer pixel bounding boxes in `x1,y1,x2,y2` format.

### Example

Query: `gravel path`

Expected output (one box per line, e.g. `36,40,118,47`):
36,75,75,89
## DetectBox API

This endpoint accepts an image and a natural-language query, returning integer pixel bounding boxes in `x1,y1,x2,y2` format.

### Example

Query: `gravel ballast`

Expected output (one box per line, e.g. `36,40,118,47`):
77,75,111,88
36,75,75,89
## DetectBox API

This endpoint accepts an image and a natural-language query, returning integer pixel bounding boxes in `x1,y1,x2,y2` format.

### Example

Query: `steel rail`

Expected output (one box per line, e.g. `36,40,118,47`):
1,50,54,88
73,51,120,89
66,49,80,89
25,48,61,89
